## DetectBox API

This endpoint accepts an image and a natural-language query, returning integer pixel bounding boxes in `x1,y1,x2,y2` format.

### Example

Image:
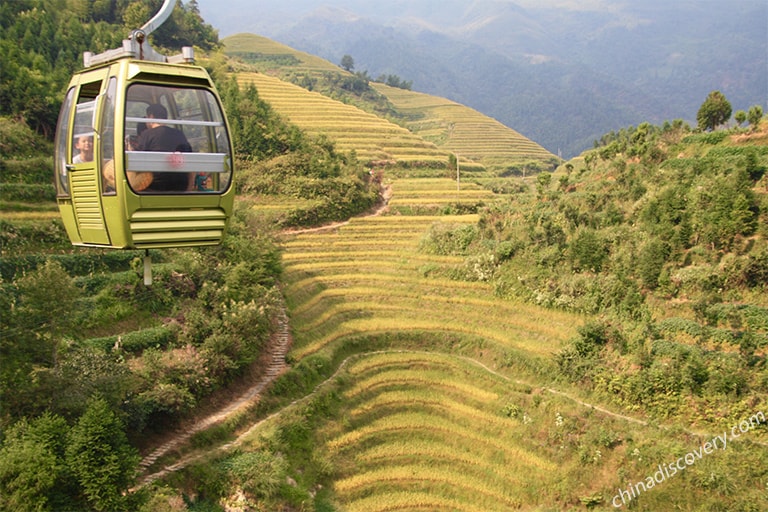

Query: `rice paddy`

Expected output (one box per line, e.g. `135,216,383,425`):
256,175,586,507
224,33,557,171
321,351,565,510
277,175,579,362
236,72,451,165
243,165,768,510
372,83,557,170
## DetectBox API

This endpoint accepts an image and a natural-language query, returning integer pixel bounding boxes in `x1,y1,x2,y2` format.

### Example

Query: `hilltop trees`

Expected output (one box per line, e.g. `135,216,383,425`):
697,90,732,131
747,105,764,130
340,54,355,72
0,0,219,137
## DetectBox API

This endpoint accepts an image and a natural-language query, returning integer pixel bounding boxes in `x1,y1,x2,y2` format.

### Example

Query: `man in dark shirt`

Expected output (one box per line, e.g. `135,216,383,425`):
137,104,192,191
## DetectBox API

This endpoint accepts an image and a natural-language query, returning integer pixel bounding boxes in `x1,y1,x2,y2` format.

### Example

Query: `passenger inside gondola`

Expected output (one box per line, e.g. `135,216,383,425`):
137,104,192,191
72,134,93,163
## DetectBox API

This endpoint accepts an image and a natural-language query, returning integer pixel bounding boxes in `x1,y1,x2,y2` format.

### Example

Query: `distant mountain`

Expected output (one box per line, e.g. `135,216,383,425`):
198,0,767,157
223,33,556,171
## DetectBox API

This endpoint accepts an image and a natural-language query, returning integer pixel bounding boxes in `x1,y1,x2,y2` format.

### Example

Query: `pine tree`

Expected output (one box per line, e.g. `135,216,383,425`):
65,398,140,511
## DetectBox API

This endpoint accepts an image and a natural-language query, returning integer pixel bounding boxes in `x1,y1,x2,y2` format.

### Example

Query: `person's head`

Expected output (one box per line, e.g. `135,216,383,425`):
145,104,168,120
75,135,93,160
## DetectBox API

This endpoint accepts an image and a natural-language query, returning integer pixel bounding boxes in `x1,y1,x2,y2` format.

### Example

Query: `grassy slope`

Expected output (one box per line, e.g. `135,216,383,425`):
236,71,449,165
372,82,556,170
223,33,556,171
233,172,767,511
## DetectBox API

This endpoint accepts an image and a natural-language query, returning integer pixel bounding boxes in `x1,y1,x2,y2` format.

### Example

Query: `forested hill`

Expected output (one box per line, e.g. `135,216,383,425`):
2,1,768,510
0,0,219,136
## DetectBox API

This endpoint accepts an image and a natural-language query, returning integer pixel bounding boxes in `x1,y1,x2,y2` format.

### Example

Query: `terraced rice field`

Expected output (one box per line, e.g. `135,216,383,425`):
265,175,593,509
372,83,556,170
224,33,556,172
323,351,562,511
280,176,578,362
223,33,339,75
237,72,451,165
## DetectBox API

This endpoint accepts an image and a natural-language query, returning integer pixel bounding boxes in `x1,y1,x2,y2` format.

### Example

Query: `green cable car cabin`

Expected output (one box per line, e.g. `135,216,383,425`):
54,3,234,251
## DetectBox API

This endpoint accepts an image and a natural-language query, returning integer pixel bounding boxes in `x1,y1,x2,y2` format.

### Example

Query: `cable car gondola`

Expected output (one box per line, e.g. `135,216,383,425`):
53,0,234,282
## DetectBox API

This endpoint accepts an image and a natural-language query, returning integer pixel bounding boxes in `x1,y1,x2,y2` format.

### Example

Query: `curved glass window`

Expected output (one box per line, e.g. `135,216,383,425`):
100,77,117,195
54,88,75,195
124,84,233,194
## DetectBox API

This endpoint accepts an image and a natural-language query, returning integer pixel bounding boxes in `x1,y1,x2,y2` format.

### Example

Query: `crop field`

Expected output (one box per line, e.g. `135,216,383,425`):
236,72,451,165
322,351,559,512
372,83,557,170
222,33,339,75
282,179,578,359
255,174,764,510
224,33,557,172
277,175,581,363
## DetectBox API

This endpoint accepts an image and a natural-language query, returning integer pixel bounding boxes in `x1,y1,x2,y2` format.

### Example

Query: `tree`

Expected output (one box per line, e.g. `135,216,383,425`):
15,259,81,366
696,90,732,131
0,413,73,512
340,54,355,72
747,105,763,131
734,110,747,127
569,228,608,272
66,397,140,511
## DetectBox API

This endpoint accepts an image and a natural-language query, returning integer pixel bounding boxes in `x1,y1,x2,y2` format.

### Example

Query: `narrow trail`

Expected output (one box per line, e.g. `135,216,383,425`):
134,185,394,486
135,307,291,486
133,179,766,489
135,346,768,489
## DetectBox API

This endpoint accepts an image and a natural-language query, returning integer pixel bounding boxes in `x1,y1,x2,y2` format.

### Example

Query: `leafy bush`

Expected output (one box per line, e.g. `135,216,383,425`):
0,157,53,184
556,320,620,381
0,117,51,158
0,183,55,202
568,228,608,272
224,451,288,499
419,223,478,255
0,218,70,255
0,250,146,281
87,326,179,354
682,131,729,145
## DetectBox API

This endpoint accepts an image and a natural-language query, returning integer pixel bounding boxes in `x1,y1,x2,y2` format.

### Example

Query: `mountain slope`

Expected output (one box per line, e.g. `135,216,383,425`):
199,0,767,158
236,71,449,165
224,33,556,170
371,83,556,170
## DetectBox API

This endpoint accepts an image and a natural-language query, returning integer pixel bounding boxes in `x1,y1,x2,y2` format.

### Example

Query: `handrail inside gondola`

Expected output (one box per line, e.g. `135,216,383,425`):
125,152,228,173
124,116,224,128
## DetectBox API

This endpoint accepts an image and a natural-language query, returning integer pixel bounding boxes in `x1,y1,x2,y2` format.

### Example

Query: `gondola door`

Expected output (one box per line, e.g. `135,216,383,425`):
66,71,111,245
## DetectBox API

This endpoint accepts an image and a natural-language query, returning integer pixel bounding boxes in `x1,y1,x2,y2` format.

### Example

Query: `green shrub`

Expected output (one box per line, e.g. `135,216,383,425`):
0,157,53,184
87,326,178,354
0,183,56,202
0,251,146,281
419,223,478,255
0,117,51,159
682,131,728,145
224,451,287,499
0,218,69,254
568,229,608,272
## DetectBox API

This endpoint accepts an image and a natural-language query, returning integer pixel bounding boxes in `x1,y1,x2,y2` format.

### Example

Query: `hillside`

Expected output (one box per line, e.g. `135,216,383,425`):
3,2,768,510
222,32,341,75
224,33,557,172
156,145,766,510
371,82,556,171
199,0,767,158
236,72,449,166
